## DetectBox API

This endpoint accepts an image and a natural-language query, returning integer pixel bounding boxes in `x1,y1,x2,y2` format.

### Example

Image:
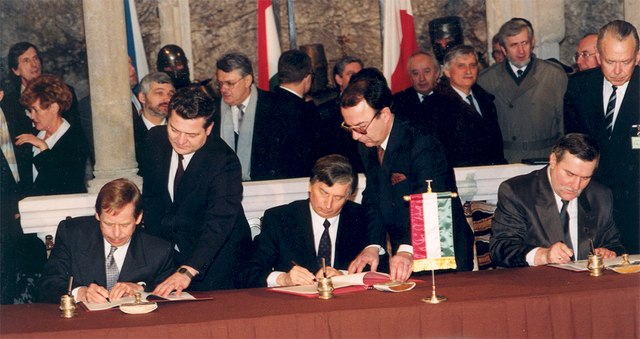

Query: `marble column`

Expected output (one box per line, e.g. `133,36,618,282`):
83,0,141,191
485,0,565,60
158,0,194,81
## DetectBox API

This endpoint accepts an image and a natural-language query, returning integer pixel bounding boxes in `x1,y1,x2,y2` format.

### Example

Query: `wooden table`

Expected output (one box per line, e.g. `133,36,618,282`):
1,266,638,338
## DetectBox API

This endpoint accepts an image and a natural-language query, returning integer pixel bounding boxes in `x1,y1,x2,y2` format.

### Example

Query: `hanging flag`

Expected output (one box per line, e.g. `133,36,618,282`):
382,0,418,94
410,192,457,271
125,0,149,82
257,0,282,91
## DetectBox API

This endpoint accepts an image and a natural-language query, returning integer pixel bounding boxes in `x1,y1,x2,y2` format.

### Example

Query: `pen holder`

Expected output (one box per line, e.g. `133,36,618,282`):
317,277,334,299
59,295,76,318
587,253,604,277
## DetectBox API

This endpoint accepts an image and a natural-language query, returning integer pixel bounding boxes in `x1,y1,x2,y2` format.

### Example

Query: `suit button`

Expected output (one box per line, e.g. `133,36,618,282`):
508,103,514,108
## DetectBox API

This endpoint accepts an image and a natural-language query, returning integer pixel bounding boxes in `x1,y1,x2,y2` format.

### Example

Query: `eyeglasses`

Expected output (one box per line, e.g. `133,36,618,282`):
340,113,377,135
215,76,246,90
573,51,597,63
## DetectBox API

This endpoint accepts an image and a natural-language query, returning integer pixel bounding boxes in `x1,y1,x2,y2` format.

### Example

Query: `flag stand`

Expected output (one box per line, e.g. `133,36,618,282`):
422,269,447,304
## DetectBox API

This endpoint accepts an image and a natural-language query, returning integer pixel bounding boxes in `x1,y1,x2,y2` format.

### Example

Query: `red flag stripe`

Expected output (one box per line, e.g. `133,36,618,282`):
410,195,428,260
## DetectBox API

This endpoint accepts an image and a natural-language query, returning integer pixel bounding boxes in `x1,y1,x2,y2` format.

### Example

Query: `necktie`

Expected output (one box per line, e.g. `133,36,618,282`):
0,110,20,182
517,69,524,78
377,146,384,165
559,200,573,253
237,104,245,121
317,219,331,267
466,94,482,117
105,246,119,290
235,104,245,150
604,85,617,139
174,154,185,195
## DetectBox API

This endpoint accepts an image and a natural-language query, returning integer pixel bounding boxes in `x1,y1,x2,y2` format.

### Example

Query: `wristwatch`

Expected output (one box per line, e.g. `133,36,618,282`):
177,267,194,280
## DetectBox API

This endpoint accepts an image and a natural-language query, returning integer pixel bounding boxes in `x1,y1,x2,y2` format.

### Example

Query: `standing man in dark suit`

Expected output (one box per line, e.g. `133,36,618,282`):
133,72,174,174
564,20,640,254
240,154,382,288
143,86,252,296
341,69,474,282
490,134,625,268
392,50,441,135
271,49,319,179
213,52,277,181
37,178,175,303
431,45,506,167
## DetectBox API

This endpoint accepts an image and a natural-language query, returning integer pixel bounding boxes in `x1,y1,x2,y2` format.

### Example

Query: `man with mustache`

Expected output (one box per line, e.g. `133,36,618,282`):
133,72,175,174
490,133,625,268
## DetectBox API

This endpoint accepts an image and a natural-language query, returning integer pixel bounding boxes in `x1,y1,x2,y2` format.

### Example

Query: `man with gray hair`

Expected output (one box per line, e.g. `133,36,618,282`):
133,72,175,174
478,19,567,163
564,20,640,254
430,45,506,167
239,154,379,288
213,52,276,181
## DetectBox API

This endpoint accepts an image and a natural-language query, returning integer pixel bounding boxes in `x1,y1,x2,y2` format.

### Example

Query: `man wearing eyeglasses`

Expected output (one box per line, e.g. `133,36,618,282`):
213,52,277,181
574,33,599,72
564,20,640,254
341,68,474,282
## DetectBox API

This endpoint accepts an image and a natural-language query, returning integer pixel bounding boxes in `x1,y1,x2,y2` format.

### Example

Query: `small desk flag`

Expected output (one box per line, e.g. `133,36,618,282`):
410,192,457,271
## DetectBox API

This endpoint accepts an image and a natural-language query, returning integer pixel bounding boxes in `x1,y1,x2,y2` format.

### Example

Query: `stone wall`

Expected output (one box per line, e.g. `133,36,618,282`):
0,0,628,99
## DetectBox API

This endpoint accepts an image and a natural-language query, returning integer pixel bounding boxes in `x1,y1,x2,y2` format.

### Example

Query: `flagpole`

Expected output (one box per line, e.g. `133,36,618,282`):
422,269,447,304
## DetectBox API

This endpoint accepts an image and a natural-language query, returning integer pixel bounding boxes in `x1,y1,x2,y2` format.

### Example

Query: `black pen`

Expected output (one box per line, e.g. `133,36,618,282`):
93,280,111,302
290,260,317,282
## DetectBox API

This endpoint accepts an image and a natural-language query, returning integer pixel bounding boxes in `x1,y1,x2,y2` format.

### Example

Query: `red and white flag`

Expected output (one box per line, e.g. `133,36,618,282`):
257,0,281,91
383,0,418,94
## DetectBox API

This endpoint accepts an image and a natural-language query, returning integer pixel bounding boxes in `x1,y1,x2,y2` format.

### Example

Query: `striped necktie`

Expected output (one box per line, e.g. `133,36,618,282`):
604,85,617,139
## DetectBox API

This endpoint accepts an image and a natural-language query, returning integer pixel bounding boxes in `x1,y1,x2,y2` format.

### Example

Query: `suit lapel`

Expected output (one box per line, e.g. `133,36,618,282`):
293,202,319,270
174,146,207,201
534,170,564,245
79,227,108,287
576,193,595,260
119,231,147,282
611,67,640,142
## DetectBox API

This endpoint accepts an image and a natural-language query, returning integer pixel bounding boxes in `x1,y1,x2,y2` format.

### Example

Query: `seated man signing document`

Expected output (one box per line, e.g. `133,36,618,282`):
240,155,384,288
490,133,625,268
37,179,175,303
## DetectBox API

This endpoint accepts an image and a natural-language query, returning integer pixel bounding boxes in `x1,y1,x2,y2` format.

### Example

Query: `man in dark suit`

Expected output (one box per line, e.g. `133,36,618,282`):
240,154,382,288
133,72,174,174
212,52,278,181
270,49,319,179
341,69,474,282
391,50,440,135
564,20,640,254
37,179,175,303
431,45,506,167
143,86,252,296
490,134,625,268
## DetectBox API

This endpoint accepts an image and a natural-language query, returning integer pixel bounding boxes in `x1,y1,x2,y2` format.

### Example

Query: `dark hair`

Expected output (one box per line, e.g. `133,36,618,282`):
168,85,216,128
341,67,391,116
597,20,639,53
332,55,364,79
139,72,173,95
216,52,254,78
277,49,312,84
443,45,477,70
20,74,72,112
8,42,39,72
310,154,356,195
551,133,600,164
95,178,142,218
498,19,533,47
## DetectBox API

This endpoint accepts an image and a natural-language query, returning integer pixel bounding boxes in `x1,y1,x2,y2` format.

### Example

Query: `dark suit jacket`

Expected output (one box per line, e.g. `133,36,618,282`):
37,216,175,303
360,119,473,271
431,80,506,167
269,87,319,179
142,127,252,291
239,200,385,288
316,95,364,173
490,167,626,267
564,66,640,253
212,88,287,181
391,86,435,135
30,123,89,196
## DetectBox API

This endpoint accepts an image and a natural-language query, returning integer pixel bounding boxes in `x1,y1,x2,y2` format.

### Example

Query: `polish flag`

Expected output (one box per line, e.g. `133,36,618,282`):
383,0,418,94
257,0,281,91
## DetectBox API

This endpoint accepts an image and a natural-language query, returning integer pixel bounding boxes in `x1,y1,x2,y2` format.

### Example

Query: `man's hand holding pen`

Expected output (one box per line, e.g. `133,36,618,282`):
77,282,143,304
276,262,344,287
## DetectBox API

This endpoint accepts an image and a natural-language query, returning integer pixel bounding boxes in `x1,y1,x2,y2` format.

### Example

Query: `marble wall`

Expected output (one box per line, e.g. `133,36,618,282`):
0,0,628,100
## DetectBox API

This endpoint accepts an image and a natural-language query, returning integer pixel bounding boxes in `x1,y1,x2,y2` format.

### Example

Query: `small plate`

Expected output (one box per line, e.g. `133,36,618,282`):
119,302,158,314
373,281,416,292
609,265,640,274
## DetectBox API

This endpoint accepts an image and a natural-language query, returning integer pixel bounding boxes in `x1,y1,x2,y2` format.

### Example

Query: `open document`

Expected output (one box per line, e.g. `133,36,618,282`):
82,291,198,311
269,271,393,297
548,254,640,272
